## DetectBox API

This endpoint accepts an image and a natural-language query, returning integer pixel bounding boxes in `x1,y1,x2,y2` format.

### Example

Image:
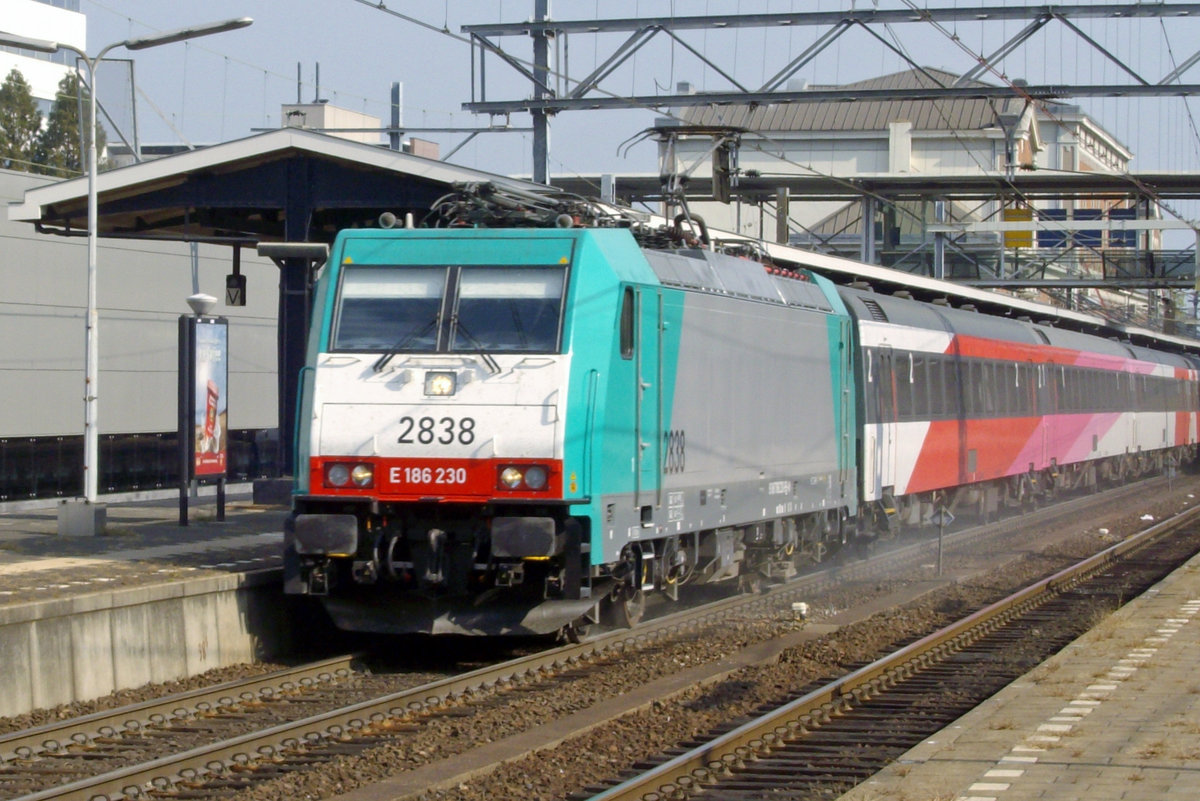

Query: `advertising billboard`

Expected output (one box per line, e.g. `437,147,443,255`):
192,319,228,477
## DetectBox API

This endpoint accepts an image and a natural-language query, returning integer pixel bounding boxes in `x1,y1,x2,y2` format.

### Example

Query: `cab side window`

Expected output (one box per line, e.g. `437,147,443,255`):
620,287,634,359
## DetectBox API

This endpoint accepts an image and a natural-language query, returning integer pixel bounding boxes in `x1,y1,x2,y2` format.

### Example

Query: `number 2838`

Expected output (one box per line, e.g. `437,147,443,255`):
397,416,477,445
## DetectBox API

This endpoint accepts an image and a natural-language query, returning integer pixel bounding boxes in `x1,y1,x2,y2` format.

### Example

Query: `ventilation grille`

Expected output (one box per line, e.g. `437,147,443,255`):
860,297,889,323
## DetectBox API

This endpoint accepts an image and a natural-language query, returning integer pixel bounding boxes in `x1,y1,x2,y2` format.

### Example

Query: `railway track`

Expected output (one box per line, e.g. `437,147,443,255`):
0,477,1185,801
576,504,1200,801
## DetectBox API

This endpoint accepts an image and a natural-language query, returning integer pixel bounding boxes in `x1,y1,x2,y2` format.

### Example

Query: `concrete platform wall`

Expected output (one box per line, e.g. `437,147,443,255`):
0,570,290,717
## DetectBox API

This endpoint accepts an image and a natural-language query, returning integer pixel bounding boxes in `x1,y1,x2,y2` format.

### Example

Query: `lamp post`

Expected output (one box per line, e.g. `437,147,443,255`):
0,18,251,534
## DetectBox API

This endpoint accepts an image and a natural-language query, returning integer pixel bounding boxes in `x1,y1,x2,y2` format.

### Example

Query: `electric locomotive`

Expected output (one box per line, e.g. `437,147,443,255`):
285,198,858,637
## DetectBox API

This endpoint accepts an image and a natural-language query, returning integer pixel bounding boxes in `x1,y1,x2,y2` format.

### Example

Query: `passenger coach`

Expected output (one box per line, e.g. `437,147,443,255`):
840,287,1200,526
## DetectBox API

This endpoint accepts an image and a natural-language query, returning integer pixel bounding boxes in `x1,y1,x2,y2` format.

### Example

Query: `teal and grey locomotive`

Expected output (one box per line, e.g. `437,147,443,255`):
285,204,858,636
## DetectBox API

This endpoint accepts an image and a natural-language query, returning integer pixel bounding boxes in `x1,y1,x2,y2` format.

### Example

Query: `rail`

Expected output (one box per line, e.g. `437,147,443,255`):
584,502,1200,801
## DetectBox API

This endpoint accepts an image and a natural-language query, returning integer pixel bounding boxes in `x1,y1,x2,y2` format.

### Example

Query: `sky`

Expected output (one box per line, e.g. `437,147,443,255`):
79,0,1200,199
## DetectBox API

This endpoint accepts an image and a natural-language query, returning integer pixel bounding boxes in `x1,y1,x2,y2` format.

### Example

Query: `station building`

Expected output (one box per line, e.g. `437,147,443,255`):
1,0,84,111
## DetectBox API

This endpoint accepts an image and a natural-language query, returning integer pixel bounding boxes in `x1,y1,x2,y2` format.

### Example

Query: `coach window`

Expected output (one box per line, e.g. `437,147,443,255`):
1021,364,1034,415
977,362,995,415
912,356,927,419
895,353,913,419
1003,363,1016,415
619,287,634,359
942,358,959,417
960,361,974,415
936,357,949,417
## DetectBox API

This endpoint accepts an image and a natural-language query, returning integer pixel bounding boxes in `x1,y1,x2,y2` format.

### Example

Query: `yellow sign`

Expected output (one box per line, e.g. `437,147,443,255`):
1003,207,1033,249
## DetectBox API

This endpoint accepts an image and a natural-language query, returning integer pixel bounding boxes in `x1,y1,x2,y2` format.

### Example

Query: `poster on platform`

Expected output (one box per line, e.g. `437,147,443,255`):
193,319,228,477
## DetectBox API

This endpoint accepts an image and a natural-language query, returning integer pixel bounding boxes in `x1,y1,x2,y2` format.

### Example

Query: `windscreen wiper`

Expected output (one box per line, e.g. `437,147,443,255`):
450,316,501,374
372,316,438,373
509,301,529,348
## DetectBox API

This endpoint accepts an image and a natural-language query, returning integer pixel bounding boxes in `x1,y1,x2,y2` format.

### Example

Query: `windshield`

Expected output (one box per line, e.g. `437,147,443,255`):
332,266,445,351
331,264,567,354
452,267,565,353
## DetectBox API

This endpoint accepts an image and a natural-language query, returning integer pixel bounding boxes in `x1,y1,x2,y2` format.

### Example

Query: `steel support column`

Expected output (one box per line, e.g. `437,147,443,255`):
861,196,877,265
532,0,551,184
278,159,314,474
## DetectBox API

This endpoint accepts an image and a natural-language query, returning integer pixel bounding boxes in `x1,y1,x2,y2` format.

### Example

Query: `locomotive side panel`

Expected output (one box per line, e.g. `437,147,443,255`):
678,292,844,501
568,242,858,567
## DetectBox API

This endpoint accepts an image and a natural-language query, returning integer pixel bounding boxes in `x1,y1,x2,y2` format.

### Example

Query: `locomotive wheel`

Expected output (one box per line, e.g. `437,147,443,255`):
602,585,645,628
563,620,592,643
738,573,764,594
976,493,990,524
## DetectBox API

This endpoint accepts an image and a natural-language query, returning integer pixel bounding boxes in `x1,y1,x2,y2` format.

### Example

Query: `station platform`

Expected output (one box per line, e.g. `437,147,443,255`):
840,545,1200,800
0,490,293,717
0,490,288,601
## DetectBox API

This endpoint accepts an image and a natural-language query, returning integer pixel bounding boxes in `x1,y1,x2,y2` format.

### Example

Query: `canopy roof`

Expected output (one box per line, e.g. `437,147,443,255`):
7,127,542,243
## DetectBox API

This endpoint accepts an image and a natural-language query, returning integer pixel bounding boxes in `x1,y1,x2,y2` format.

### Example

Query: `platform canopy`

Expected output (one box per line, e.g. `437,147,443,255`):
7,127,544,242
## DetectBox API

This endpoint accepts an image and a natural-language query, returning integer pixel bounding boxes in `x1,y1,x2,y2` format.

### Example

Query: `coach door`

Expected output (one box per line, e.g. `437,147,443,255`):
634,287,662,512
875,346,898,496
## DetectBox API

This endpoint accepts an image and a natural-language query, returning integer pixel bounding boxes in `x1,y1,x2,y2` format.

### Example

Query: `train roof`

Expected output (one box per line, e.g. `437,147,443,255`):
642,247,836,313
738,234,1200,357
840,285,1197,369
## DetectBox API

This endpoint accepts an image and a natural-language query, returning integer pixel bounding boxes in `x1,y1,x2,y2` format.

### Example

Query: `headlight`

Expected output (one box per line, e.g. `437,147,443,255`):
496,464,551,492
350,464,374,487
325,462,373,488
523,465,547,490
326,463,351,487
425,371,457,396
499,466,524,489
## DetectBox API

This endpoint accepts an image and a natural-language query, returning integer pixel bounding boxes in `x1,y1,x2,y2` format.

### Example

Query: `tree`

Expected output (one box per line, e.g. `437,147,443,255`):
0,68,42,172
36,72,101,178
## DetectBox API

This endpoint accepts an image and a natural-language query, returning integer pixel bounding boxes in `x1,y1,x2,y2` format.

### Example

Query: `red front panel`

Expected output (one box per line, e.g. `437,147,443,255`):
308,456,563,501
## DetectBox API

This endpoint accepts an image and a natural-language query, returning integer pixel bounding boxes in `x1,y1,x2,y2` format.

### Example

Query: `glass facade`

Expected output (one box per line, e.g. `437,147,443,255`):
2,1,82,66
